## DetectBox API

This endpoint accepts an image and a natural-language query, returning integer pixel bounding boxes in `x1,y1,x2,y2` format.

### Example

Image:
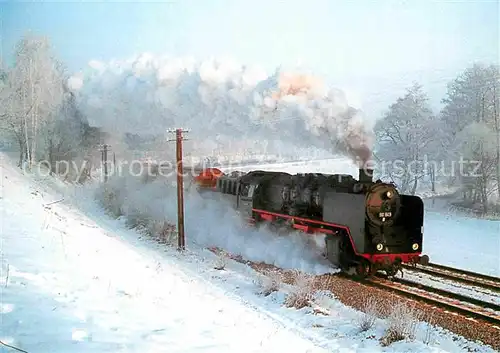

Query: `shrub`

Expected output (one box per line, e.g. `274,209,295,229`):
255,269,283,296
309,290,335,316
98,184,123,218
422,312,435,345
213,250,229,270
94,172,179,248
284,270,316,309
356,296,379,332
151,220,177,245
380,301,422,346
125,206,150,230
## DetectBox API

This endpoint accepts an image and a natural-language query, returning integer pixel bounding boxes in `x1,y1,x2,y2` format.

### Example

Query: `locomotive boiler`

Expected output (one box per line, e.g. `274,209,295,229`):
194,166,429,277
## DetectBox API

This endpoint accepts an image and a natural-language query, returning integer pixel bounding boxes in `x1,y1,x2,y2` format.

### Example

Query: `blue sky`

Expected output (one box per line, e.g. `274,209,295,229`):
1,0,498,115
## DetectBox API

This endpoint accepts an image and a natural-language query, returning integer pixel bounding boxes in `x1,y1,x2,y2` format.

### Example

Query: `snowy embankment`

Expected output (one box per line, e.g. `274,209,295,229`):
2,156,496,352
2,154,331,352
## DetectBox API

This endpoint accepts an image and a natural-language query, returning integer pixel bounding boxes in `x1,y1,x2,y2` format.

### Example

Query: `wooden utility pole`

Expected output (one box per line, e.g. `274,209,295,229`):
99,144,111,182
167,128,189,250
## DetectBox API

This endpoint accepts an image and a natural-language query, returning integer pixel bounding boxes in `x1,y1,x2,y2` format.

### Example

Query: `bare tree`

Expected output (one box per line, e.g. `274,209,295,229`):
440,63,499,213
1,34,65,168
0,68,29,166
492,81,500,202
373,82,436,195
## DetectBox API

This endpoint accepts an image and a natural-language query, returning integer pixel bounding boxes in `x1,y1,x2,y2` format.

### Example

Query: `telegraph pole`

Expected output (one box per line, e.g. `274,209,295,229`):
167,128,189,250
99,144,111,182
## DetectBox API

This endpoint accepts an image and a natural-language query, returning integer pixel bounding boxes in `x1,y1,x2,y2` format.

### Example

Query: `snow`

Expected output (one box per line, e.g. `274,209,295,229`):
1,155,329,352
422,211,500,277
1,154,496,352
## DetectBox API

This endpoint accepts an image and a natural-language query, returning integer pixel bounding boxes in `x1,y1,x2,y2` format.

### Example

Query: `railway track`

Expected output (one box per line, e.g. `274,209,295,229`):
402,262,500,293
209,247,500,327
359,273,500,327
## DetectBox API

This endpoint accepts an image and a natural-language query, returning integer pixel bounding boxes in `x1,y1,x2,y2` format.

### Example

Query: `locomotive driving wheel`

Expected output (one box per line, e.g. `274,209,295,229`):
385,267,398,277
354,259,373,279
385,262,403,277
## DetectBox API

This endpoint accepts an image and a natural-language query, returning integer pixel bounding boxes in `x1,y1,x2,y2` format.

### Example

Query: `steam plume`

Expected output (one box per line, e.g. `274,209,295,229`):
69,55,373,164
254,70,373,165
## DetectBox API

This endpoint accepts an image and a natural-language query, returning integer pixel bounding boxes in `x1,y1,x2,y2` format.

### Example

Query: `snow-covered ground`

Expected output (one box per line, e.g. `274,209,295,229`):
2,155,331,353
1,156,496,352
422,211,500,277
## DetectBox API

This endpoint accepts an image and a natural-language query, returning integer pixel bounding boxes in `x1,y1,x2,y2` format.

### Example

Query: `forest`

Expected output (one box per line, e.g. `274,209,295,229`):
373,67,499,215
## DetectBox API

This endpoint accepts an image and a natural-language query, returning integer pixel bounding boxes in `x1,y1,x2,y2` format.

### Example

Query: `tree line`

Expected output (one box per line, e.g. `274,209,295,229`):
373,64,499,215
0,34,104,182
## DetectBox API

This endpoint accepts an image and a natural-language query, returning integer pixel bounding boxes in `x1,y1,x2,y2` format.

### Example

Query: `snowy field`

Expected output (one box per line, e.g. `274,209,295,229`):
422,211,499,277
223,158,500,278
1,156,497,352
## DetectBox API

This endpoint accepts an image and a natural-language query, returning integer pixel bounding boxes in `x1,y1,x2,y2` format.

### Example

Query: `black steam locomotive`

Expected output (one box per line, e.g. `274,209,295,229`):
194,167,429,277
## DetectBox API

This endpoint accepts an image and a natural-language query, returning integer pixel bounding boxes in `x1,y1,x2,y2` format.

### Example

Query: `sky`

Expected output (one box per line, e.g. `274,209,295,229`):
1,0,498,117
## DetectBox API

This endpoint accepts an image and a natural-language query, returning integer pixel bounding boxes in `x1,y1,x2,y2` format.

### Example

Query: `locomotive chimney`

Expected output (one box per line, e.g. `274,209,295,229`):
359,168,374,183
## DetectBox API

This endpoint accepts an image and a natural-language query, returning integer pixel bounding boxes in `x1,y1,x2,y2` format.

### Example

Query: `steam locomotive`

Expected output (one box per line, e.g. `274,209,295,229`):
194,166,429,277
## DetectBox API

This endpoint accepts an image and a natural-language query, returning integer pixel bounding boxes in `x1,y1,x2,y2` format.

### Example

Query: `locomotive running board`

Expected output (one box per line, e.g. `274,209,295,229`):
251,208,423,265
253,208,338,235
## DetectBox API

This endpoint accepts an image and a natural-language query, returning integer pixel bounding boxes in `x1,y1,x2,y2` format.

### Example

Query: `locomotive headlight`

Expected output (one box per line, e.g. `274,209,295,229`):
376,243,384,251
386,191,393,199
412,243,419,251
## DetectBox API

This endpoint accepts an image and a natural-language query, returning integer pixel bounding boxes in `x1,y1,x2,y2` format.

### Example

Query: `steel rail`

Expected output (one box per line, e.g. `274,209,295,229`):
402,263,500,293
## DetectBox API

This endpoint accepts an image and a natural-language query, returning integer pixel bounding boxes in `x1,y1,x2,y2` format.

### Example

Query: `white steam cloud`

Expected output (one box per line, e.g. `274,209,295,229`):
95,171,335,275
70,54,374,165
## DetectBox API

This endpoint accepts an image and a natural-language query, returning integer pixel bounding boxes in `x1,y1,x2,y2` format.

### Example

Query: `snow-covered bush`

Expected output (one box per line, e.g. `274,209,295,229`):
255,269,283,296
94,168,178,242
213,250,230,270
356,295,379,332
97,182,124,218
380,301,422,346
151,220,177,245
284,270,316,309
309,290,336,315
